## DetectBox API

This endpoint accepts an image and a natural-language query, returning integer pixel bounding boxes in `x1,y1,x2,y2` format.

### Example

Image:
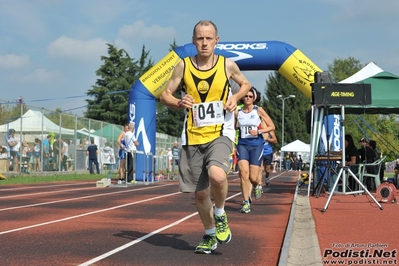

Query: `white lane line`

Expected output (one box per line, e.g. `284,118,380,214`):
0,182,94,191
0,186,96,199
0,184,173,212
0,191,181,236
78,192,242,266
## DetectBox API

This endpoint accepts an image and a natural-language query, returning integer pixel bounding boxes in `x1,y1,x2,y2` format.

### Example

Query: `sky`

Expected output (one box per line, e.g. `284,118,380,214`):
1,0,398,115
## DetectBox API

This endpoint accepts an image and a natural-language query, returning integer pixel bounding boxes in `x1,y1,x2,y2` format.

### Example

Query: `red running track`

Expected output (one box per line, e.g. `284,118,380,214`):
310,188,399,266
0,173,298,266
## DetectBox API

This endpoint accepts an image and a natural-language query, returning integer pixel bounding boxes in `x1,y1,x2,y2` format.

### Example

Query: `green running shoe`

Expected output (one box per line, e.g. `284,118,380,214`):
195,234,217,254
240,202,251,213
214,212,232,244
253,184,263,200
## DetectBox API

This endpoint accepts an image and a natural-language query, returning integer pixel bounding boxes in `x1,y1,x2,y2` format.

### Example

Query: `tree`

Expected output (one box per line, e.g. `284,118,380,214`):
261,72,312,150
0,100,28,125
327,56,363,82
85,44,153,125
46,108,77,130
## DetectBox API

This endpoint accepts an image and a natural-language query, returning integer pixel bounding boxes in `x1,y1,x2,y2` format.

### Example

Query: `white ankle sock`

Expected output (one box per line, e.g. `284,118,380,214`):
214,206,224,216
206,228,216,236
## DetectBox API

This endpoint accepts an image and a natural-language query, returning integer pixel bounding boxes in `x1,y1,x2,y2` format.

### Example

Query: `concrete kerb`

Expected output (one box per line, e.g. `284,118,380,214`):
278,183,323,266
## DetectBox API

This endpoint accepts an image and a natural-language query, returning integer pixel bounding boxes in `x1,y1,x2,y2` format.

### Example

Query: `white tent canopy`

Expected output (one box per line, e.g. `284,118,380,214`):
281,139,310,153
0,109,75,135
339,62,383,83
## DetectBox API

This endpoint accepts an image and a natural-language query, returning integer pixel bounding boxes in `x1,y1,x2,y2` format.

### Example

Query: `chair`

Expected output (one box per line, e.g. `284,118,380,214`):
359,156,386,189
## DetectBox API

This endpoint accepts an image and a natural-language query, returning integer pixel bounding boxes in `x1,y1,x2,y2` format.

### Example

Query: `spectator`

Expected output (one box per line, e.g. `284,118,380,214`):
272,150,280,173
124,122,139,184
21,140,30,157
358,137,377,190
232,147,238,173
167,148,173,172
7,129,20,172
171,141,180,172
298,154,303,171
117,124,129,184
369,139,384,184
33,138,41,172
53,137,61,170
0,145,7,158
334,134,360,191
292,152,298,171
61,138,69,171
86,139,100,174
284,153,291,171
42,135,51,171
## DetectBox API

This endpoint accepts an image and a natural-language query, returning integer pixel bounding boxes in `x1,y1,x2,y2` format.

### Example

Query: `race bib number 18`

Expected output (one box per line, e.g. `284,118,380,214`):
240,126,257,138
192,101,224,127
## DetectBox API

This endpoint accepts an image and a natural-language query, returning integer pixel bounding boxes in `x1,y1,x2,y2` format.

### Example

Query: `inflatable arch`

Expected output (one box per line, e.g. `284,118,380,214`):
128,41,322,180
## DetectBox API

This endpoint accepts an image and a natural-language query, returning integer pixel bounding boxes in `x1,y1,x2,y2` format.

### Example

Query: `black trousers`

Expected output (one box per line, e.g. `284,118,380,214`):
61,155,68,171
126,152,134,182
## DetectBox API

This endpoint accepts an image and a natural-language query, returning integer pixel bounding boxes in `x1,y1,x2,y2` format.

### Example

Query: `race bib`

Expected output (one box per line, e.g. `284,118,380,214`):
240,126,257,138
192,101,224,127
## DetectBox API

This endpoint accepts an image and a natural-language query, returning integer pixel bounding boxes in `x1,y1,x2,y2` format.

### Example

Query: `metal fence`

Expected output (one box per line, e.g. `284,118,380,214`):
0,104,180,177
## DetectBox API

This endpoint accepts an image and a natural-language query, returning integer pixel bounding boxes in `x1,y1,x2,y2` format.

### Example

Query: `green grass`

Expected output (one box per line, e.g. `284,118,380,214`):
0,172,118,185
384,172,394,178
1,171,394,185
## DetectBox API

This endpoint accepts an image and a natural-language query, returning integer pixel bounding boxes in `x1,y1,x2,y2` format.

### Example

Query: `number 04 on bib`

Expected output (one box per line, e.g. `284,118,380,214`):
192,101,224,127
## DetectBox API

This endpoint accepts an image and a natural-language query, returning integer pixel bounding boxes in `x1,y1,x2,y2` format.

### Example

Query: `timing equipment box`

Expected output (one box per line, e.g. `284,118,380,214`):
312,83,372,106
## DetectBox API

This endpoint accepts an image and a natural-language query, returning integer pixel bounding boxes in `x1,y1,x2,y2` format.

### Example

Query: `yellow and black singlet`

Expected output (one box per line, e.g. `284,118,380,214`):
180,55,235,145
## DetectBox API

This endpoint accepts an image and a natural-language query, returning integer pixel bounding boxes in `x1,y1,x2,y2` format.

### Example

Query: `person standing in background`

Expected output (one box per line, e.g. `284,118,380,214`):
117,124,129,184
232,147,238,173
33,138,41,172
61,138,69,171
171,141,180,172
298,154,303,171
284,153,291,171
167,148,173,172
292,153,298,171
7,129,20,172
21,140,30,172
86,139,100,174
53,137,61,170
21,141,30,157
358,137,377,190
369,139,384,183
272,150,280,173
42,135,51,171
124,122,139,184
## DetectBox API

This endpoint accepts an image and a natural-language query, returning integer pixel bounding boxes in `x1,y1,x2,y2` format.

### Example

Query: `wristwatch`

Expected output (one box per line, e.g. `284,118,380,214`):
258,130,262,134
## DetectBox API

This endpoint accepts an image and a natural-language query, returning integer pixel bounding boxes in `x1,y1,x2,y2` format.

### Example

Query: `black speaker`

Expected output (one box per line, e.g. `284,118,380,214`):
314,71,335,84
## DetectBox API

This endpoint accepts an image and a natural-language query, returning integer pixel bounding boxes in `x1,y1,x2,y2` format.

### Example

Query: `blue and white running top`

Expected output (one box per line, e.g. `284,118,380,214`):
237,105,264,146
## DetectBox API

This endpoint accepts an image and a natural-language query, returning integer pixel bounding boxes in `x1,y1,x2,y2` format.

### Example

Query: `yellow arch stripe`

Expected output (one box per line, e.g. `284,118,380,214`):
140,51,182,98
279,50,322,99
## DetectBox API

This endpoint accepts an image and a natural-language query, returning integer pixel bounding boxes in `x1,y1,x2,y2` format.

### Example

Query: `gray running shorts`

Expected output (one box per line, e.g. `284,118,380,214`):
179,136,233,193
